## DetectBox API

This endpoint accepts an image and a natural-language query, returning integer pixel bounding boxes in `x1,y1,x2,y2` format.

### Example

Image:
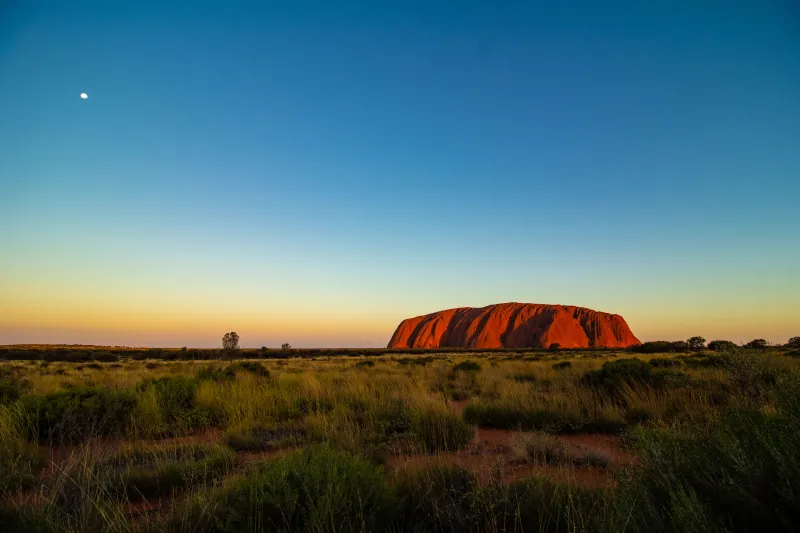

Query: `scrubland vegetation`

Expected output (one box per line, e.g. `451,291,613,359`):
1,345,799,532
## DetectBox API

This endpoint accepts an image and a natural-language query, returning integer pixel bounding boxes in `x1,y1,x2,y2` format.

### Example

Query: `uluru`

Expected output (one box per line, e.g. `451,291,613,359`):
388,302,640,349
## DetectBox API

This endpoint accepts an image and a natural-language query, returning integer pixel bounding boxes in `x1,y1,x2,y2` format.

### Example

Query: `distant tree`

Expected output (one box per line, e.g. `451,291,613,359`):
787,337,800,349
222,332,240,351
707,340,737,352
687,336,706,351
744,338,768,350
281,343,292,351
548,343,561,351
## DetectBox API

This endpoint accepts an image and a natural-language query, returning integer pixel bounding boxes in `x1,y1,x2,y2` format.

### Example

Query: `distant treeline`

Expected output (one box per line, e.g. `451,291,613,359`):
0,339,794,362
0,346,622,362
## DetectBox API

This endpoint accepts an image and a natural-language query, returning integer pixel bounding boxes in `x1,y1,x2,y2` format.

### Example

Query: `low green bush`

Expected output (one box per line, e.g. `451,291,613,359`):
355,360,375,369
452,361,481,373
617,405,800,532
168,447,396,533
394,465,477,532
582,358,689,397
195,366,236,382
225,424,304,451
552,361,572,371
24,387,136,443
100,444,235,500
463,403,626,435
471,477,610,533
134,376,223,434
0,367,29,404
648,357,681,368
229,361,270,377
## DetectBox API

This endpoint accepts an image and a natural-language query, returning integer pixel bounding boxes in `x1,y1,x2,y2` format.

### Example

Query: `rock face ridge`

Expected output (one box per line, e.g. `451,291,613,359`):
388,302,640,349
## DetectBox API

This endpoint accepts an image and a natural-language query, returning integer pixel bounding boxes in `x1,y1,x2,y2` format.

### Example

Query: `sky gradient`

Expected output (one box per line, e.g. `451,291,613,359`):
1,1,799,347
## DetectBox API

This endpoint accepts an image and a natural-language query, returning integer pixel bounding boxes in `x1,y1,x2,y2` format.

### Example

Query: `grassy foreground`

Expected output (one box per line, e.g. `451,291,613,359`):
1,347,799,532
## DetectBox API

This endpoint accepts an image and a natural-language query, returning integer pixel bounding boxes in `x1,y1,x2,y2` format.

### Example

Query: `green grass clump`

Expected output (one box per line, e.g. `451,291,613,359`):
552,361,572,371
168,446,396,533
470,477,610,533
409,408,473,453
463,402,626,435
23,387,136,443
394,465,477,532
354,360,375,369
0,403,45,492
0,368,29,404
132,376,223,437
615,372,800,533
582,358,688,397
229,361,270,378
195,366,236,382
100,444,235,500
452,360,481,373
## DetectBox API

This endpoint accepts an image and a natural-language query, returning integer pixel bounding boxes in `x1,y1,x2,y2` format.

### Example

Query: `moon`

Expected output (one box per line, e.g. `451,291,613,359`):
80,93,88,99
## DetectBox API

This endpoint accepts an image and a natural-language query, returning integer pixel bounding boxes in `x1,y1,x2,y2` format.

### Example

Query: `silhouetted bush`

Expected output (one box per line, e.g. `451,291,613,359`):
744,339,768,350
788,337,800,349
0,368,29,404
552,361,572,371
631,341,690,354
355,360,375,369
707,340,738,352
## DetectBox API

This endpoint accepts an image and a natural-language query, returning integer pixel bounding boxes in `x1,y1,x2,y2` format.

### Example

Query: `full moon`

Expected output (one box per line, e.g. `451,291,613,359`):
80,93,88,99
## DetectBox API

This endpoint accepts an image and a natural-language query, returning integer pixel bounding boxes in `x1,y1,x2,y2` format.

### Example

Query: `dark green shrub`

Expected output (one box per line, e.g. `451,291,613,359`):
0,368,29,404
583,358,688,397
395,465,477,532
648,357,681,368
632,341,690,354
744,339,768,350
24,387,136,443
374,400,413,436
617,404,800,533
410,409,473,452
396,356,435,366
355,360,375,369
196,366,236,382
463,403,626,435
225,425,304,451
170,447,396,533
552,361,572,371
85,363,103,370
787,337,800,349
136,376,222,432
453,360,481,373
471,477,609,533
549,343,561,351
512,372,538,382
708,340,738,352
100,444,234,500
229,361,270,377
294,397,334,415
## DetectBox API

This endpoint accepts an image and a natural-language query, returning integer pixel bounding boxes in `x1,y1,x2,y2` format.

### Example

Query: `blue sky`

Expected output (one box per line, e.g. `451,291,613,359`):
1,1,798,347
